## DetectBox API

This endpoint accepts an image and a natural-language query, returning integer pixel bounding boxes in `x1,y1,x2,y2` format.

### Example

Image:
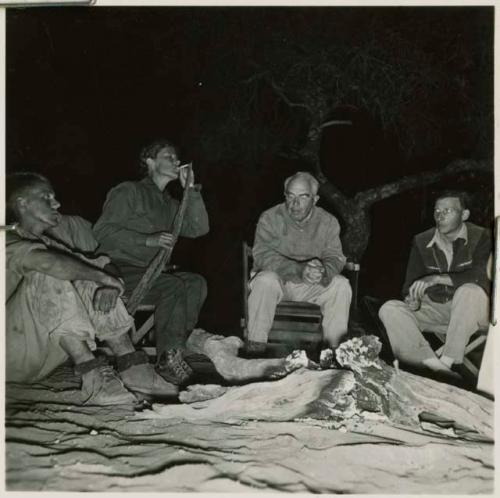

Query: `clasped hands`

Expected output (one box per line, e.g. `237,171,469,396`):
302,258,326,285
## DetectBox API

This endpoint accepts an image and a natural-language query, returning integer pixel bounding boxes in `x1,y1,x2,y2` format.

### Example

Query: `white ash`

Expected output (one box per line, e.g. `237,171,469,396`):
335,336,383,373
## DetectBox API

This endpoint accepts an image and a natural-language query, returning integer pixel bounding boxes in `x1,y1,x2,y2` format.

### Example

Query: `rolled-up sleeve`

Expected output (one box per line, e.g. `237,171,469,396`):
7,236,45,275
179,186,209,237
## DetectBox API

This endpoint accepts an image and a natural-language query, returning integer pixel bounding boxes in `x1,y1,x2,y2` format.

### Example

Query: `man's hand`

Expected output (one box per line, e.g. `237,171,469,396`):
179,163,195,188
99,273,124,295
302,258,325,285
408,275,439,301
146,231,176,249
93,287,121,313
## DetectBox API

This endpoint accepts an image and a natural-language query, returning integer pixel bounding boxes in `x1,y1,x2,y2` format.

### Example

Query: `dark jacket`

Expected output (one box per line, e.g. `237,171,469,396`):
402,222,491,303
94,177,209,268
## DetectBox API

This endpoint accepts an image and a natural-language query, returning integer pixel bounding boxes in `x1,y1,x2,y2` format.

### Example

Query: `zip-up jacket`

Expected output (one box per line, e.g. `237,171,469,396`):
402,222,491,303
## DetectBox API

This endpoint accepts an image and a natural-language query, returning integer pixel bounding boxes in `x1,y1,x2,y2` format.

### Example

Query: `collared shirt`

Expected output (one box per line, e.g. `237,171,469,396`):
6,220,109,302
426,223,468,270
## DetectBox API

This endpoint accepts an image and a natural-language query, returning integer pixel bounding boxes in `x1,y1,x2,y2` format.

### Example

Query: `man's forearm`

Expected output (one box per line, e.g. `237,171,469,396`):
24,249,114,286
431,274,453,286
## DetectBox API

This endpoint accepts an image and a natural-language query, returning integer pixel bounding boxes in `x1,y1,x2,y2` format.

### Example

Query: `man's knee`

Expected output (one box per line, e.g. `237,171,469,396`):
334,274,352,296
156,274,186,297
250,271,282,293
378,299,406,323
321,275,352,304
453,283,488,303
185,273,208,301
452,283,489,324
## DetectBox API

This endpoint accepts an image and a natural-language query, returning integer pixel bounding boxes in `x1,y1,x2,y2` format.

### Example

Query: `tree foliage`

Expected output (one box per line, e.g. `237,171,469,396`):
187,8,493,261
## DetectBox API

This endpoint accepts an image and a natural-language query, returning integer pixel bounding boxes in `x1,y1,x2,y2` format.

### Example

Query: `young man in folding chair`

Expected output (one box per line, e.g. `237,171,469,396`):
94,140,209,386
246,172,352,354
379,190,491,381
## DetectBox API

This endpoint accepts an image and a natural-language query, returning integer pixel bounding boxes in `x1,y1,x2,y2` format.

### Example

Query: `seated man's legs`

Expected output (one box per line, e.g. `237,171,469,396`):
120,267,207,356
175,272,208,334
247,271,284,344
285,275,352,347
380,284,489,371
8,271,177,404
6,277,70,384
441,283,489,366
7,272,137,404
378,299,440,368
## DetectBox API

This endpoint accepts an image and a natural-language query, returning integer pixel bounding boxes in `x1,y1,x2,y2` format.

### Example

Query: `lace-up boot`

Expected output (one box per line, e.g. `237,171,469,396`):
155,349,194,386
76,357,138,406
116,351,179,398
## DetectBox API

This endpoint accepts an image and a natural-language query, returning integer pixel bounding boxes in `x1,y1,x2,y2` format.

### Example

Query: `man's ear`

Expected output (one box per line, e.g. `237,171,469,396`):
462,209,470,222
313,195,319,205
16,196,27,212
145,157,155,171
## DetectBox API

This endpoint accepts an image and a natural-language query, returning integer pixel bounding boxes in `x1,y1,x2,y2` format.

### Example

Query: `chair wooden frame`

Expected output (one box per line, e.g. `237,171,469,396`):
130,304,156,345
97,303,156,357
424,328,488,378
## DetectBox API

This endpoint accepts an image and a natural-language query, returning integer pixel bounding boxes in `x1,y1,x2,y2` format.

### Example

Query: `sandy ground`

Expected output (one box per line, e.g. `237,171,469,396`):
5,359,494,493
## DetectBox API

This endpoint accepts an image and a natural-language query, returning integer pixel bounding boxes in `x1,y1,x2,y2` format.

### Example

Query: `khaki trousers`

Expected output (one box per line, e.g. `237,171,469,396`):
247,271,352,347
378,283,489,366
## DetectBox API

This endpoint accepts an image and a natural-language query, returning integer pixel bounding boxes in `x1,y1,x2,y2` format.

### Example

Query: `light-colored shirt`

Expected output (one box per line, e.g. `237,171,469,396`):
252,203,346,285
427,223,468,270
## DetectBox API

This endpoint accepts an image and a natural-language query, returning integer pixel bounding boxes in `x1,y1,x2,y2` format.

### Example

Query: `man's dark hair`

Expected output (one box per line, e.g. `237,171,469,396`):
6,172,50,223
139,139,178,174
435,190,470,210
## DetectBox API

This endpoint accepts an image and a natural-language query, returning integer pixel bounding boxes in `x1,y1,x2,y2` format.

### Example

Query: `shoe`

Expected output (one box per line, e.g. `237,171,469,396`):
120,362,179,398
156,349,194,386
80,362,138,406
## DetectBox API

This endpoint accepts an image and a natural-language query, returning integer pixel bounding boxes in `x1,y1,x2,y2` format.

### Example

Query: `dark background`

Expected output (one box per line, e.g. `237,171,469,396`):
6,6,494,336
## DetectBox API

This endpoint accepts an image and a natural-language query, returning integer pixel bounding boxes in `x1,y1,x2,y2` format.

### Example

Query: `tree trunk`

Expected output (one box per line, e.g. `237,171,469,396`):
317,159,491,263
339,204,372,263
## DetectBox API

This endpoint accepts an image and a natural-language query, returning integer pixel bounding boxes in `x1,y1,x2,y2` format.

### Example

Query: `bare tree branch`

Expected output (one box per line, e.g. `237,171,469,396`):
355,159,492,207
267,77,312,112
320,119,352,128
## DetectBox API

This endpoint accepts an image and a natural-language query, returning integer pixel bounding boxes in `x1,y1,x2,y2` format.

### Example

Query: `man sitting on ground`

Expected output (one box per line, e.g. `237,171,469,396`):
378,190,491,377
5,172,178,405
247,171,352,352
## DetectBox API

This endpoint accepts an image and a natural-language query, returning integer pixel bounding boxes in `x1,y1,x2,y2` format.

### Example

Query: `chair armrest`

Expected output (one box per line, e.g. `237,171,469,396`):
345,262,360,272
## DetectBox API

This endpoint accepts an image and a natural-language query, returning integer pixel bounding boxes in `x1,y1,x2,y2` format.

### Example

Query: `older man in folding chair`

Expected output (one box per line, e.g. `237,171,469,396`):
246,172,352,354
379,190,491,380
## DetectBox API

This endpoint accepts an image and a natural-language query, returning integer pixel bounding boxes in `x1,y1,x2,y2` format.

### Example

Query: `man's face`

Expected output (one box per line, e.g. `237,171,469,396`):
20,182,61,230
433,197,468,236
148,146,181,179
285,179,318,222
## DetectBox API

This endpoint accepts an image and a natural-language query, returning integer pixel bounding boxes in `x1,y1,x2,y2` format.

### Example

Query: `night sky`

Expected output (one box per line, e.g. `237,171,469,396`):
6,6,494,335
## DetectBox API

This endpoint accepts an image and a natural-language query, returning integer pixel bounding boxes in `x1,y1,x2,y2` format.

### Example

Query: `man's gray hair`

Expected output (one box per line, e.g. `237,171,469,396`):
284,171,320,195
